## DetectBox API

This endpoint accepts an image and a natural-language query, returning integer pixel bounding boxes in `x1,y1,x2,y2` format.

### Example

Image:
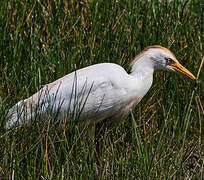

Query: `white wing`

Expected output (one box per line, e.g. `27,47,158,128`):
6,63,139,128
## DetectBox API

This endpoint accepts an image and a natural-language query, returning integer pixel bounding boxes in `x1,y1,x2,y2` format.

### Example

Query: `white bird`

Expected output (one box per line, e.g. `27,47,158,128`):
6,45,196,132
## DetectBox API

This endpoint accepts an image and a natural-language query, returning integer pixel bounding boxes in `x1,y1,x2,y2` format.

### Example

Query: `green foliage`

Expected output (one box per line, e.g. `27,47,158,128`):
0,0,203,179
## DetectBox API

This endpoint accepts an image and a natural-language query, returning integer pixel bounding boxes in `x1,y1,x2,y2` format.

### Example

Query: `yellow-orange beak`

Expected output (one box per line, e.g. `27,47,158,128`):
170,62,196,80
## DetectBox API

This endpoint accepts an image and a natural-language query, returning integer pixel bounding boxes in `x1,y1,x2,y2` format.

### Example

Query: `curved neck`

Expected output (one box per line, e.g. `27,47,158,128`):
128,58,155,100
130,57,154,79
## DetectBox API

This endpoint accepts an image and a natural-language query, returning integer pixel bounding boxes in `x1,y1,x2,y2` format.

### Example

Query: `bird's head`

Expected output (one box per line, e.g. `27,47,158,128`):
131,45,196,81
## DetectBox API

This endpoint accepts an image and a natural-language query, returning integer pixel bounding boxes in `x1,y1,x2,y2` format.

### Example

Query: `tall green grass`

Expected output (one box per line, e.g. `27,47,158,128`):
0,0,203,179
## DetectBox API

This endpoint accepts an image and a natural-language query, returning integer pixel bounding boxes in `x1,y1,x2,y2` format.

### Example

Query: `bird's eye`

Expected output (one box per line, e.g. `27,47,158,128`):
166,58,174,65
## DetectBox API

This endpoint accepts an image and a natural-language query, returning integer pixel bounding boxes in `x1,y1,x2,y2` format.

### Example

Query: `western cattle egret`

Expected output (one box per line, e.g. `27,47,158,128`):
6,45,196,130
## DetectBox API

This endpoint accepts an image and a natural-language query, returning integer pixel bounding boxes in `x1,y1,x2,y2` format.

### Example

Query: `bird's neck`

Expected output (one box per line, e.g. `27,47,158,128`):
130,57,154,80
129,58,154,100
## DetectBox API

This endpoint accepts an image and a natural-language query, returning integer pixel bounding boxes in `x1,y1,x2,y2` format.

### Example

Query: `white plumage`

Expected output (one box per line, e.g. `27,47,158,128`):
6,45,196,129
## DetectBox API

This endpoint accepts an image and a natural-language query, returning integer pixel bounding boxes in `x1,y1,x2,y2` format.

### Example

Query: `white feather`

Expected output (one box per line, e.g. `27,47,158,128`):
6,45,195,129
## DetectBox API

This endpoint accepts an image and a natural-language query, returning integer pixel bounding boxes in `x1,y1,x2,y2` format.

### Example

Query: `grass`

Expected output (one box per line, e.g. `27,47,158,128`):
0,0,203,179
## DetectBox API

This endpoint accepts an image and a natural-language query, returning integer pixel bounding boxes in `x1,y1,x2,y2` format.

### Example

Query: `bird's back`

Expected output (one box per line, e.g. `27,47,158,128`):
6,63,136,128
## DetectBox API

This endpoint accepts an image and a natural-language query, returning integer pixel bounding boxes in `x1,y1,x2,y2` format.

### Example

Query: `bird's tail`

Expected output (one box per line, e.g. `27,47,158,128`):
6,98,34,129
5,85,63,129
6,86,49,129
